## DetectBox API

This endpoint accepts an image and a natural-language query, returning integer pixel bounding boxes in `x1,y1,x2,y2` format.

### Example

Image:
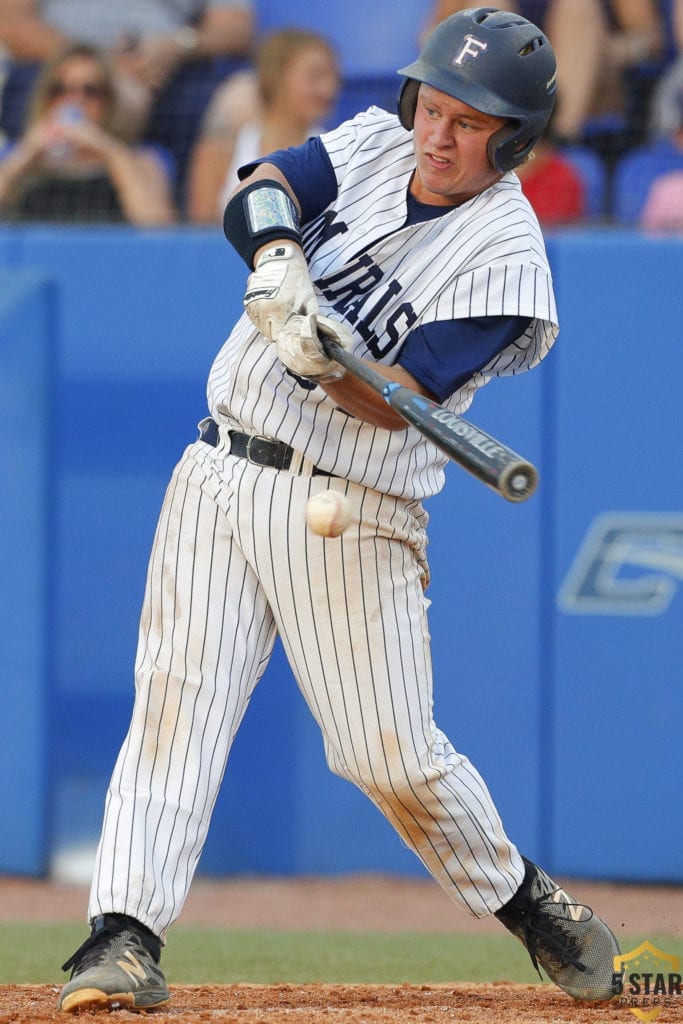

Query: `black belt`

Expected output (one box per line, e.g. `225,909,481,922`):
198,418,334,477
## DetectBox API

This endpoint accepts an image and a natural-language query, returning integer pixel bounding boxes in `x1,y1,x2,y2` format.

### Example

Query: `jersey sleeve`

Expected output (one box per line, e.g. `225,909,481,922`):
398,315,532,403
238,136,338,224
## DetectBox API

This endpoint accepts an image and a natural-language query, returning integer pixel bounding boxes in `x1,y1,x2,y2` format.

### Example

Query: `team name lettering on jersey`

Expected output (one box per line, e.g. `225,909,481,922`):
318,255,417,360
318,210,348,245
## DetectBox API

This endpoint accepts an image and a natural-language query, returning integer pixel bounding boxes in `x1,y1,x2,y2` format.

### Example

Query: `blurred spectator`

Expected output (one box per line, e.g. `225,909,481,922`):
187,29,339,224
0,42,177,224
595,0,667,149
515,113,587,225
612,62,683,224
0,1,254,144
639,169,683,230
602,0,665,72
650,46,683,140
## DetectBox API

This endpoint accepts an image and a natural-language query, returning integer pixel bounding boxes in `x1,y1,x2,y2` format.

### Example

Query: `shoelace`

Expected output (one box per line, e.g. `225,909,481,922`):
522,891,593,976
61,924,123,974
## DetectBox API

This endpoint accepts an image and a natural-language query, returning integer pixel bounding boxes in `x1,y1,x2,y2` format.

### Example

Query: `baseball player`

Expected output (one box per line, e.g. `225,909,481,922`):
58,8,619,1014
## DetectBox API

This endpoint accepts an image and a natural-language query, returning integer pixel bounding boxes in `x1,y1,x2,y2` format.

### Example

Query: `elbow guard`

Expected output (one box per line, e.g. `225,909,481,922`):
223,179,302,268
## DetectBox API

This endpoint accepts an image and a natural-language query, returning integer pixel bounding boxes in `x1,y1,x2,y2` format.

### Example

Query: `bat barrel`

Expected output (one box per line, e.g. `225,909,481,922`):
317,329,539,503
387,389,539,502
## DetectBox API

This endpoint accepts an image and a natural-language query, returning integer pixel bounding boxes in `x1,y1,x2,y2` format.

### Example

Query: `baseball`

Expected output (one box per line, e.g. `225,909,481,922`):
306,490,352,538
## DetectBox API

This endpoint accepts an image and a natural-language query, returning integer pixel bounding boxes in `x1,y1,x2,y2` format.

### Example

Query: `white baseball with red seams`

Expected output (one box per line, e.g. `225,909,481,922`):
306,490,352,537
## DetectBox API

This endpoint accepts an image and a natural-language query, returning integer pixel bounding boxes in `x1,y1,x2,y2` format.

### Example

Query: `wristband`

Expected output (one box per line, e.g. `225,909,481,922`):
223,179,302,268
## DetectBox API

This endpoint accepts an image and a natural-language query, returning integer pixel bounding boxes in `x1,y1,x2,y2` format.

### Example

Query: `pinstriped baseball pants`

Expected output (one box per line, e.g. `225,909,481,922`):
88,439,524,938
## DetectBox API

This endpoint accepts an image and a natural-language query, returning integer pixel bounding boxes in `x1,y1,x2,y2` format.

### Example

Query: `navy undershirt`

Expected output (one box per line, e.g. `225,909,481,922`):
241,139,531,402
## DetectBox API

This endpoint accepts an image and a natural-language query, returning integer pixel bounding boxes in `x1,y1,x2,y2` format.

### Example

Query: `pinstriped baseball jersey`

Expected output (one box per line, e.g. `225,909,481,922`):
61,11,622,1007
85,105,550,948
208,107,558,499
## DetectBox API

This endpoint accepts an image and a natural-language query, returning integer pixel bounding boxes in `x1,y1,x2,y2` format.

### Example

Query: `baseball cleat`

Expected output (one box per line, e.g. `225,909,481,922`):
58,913,170,1013
495,857,620,1001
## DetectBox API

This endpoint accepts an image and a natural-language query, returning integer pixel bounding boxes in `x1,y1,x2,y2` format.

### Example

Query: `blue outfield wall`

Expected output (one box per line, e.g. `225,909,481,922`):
0,270,54,874
0,226,680,883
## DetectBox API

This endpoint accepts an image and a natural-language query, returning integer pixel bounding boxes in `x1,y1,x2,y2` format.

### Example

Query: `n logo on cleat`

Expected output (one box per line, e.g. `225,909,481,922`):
549,888,588,923
116,951,146,987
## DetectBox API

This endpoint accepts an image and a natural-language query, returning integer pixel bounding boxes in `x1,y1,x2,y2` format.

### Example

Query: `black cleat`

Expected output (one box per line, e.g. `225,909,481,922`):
58,913,170,1013
495,857,620,1001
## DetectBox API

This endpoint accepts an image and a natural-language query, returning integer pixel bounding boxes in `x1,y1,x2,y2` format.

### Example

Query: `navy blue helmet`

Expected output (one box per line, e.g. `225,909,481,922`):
397,7,557,172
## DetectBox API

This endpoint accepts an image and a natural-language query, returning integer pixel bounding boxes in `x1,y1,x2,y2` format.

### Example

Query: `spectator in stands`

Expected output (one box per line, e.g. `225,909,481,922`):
639,169,683,231
0,42,177,224
650,12,683,141
0,0,254,142
187,29,339,225
613,60,683,224
597,0,667,149
515,111,587,225
603,0,665,71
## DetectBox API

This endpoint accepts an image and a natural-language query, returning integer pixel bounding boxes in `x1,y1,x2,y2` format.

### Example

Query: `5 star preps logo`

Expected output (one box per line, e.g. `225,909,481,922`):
612,941,682,1021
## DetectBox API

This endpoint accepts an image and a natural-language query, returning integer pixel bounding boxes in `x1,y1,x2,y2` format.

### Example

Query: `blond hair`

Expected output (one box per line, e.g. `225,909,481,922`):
256,29,338,107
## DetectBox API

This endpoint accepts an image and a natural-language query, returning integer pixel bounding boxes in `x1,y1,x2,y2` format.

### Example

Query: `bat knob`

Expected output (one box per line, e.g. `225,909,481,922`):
500,462,539,503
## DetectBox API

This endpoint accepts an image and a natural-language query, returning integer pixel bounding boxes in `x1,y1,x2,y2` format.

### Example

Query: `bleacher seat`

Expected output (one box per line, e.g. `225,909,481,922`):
612,139,683,225
561,145,608,220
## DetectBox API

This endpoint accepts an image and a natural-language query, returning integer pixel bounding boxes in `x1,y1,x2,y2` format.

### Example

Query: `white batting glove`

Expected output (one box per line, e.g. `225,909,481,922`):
243,244,318,342
275,313,351,382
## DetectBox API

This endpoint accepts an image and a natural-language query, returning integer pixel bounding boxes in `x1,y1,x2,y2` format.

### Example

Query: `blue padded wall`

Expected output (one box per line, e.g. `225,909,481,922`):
0,271,54,873
547,232,683,882
0,226,681,884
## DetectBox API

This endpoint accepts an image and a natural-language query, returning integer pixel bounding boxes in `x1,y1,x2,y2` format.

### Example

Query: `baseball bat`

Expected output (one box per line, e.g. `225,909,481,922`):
317,329,538,503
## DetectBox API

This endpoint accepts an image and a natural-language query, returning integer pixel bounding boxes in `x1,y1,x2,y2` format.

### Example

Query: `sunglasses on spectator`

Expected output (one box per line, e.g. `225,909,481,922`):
48,81,110,100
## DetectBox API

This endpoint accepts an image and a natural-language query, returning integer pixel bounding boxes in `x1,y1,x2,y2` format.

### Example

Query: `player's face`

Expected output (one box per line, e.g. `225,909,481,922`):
410,85,506,206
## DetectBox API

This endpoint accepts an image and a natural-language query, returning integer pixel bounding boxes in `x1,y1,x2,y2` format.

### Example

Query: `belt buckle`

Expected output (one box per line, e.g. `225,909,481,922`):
245,433,276,467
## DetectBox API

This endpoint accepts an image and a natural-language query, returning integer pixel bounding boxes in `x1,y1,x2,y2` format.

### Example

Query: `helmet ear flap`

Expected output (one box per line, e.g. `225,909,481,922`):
397,78,419,130
487,121,536,172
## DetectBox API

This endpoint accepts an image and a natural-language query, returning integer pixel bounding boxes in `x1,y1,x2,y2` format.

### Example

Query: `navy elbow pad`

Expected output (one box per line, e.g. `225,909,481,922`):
223,179,302,268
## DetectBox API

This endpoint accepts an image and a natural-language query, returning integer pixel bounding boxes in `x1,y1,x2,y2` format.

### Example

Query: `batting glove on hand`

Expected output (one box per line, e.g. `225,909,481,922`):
244,244,318,341
275,313,351,382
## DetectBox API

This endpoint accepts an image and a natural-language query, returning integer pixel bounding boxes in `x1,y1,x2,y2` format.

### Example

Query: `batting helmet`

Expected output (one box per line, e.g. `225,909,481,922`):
397,7,556,172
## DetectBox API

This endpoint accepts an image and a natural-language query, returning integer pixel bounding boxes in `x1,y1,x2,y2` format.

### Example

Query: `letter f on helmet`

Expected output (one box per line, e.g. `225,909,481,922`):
453,34,488,66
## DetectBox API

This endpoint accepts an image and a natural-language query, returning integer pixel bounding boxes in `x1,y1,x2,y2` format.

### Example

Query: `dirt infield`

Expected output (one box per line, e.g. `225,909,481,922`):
2,982,683,1024
1,875,681,1022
